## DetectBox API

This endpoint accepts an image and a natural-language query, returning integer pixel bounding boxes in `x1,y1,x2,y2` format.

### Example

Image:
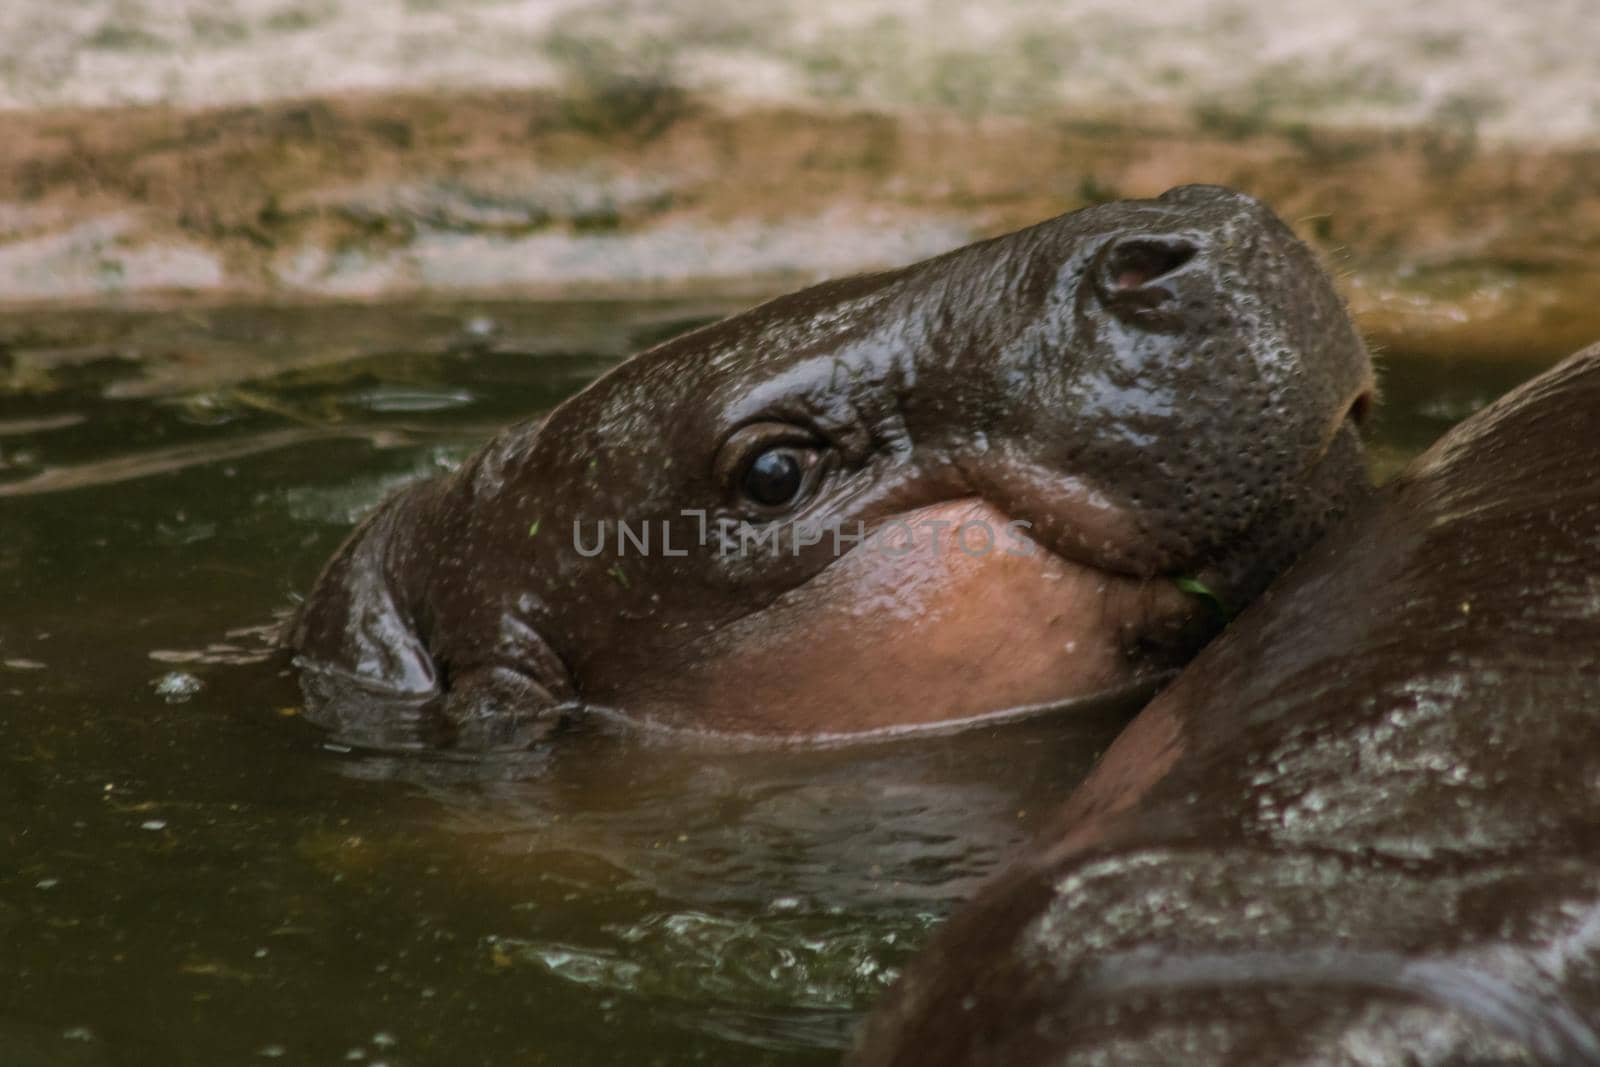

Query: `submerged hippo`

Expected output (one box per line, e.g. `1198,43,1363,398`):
851,346,1600,1065
289,185,1373,748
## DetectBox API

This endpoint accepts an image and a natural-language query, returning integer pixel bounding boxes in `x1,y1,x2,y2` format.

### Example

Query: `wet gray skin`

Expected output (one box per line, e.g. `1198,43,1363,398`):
288,184,1374,749
849,345,1600,1066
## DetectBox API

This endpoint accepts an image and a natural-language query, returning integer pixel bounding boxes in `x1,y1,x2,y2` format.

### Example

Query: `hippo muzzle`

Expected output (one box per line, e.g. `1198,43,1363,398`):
288,185,1374,749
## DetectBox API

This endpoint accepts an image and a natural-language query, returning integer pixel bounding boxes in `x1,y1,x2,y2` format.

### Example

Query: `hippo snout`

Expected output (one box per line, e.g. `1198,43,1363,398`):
999,182,1379,603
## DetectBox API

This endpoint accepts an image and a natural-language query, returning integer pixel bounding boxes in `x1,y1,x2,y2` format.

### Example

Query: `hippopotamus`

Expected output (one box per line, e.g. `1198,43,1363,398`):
850,345,1600,1065
288,185,1374,749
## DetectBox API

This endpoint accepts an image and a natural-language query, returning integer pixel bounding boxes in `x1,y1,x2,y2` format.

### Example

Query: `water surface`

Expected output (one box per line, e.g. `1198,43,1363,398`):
0,300,1566,1066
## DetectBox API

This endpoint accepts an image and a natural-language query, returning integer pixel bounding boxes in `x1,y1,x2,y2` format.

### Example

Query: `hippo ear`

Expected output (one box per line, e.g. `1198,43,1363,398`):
287,491,448,749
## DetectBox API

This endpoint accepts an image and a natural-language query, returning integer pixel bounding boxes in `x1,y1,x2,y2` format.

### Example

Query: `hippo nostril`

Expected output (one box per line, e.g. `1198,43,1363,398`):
1101,235,1200,293
1092,234,1204,325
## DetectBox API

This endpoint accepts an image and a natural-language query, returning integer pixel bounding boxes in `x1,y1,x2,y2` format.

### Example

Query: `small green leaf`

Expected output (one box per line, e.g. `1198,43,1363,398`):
609,565,630,589
1174,576,1232,621
528,519,540,538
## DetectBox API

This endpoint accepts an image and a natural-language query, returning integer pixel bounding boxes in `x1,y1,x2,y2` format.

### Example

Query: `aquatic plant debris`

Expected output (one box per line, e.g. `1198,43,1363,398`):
1174,576,1233,622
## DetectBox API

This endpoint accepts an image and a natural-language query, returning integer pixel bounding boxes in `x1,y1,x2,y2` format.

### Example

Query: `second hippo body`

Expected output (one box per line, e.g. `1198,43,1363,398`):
851,346,1600,1066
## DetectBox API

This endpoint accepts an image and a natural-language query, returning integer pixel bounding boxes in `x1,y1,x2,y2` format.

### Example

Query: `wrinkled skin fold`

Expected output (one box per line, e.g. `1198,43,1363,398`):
850,345,1600,1066
288,185,1373,748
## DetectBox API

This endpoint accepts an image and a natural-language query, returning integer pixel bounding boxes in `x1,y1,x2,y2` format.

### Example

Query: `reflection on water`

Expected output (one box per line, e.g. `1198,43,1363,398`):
0,298,1569,1065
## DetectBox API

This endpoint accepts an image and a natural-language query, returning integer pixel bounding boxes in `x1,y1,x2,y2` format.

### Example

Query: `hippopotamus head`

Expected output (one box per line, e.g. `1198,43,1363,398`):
288,185,1374,748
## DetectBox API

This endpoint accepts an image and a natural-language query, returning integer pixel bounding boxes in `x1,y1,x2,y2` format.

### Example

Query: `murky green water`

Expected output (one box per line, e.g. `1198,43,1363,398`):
0,299,1568,1066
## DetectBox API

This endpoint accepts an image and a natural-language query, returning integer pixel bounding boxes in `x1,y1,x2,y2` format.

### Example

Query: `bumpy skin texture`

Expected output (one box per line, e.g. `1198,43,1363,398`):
288,185,1372,748
850,346,1600,1067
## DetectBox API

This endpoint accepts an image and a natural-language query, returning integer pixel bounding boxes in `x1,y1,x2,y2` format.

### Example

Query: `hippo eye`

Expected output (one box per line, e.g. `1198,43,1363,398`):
743,447,809,507
715,422,828,514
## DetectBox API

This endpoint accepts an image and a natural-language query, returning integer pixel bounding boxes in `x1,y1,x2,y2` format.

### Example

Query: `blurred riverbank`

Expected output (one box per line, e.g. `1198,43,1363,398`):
2,0,1597,356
